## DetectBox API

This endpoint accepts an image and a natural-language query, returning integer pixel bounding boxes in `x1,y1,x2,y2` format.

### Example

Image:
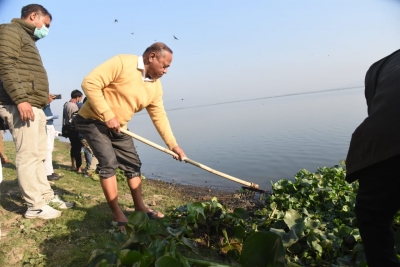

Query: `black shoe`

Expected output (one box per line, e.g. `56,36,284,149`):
52,173,64,179
47,174,60,181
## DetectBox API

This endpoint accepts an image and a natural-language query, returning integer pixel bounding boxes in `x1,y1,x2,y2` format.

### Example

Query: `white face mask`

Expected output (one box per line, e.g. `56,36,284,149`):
34,24,49,39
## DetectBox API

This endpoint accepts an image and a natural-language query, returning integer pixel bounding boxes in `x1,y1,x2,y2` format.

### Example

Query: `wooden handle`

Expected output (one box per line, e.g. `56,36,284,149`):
119,128,259,189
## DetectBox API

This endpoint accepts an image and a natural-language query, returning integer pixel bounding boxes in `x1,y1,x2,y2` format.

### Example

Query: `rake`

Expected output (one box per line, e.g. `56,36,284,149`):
120,128,266,194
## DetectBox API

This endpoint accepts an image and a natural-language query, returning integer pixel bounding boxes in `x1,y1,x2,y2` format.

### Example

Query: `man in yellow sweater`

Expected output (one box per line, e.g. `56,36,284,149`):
75,42,186,225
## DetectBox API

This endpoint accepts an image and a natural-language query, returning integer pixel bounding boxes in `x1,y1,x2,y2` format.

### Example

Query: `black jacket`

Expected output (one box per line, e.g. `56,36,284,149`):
346,49,400,182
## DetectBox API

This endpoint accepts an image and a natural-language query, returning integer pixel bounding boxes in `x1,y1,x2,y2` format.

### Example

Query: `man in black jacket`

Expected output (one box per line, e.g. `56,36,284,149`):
346,49,400,267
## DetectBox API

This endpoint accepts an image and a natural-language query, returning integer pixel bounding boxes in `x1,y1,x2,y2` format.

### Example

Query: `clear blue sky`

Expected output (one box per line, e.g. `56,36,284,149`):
1,0,400,113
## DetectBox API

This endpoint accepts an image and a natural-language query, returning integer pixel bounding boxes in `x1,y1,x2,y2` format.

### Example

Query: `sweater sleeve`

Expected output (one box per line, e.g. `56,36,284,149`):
81,55,123,121
146,84,178,150
0,25,29,104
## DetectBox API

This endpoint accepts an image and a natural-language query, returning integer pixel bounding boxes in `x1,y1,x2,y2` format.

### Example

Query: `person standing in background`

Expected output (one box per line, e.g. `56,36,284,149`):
0,131,9,164
43,93,63,181
62,89,83,173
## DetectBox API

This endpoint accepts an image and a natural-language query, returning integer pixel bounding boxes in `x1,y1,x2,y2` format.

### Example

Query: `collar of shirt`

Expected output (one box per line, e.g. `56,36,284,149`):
137,56,153,82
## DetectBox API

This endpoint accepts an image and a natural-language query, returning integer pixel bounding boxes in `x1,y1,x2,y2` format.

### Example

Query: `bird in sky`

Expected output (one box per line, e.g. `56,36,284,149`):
131,33,134,35
173,35,178,40
114,19,118,23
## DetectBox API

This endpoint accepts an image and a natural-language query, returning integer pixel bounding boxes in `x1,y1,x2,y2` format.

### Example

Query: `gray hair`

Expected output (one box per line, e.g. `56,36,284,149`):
143,42,173,59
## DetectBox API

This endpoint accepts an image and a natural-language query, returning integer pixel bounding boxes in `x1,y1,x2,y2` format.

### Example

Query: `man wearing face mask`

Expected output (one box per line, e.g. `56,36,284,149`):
0,4,73,219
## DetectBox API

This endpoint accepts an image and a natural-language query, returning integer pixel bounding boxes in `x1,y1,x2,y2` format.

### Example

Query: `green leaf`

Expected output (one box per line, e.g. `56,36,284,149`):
176,251,191,267
114,233,128,245
307,232,323,255
273,220,288,229
233,225,246,240
284,209,302,228
338,225,352,237
104,241,120,252
283,210,305,237
166,227,184,238
118,249,144,266
270,228,299,248
240,231,286,267
122,230,150,250
180,236,197,252
155,255,182,267
148,239,169,258
187,202,206,223
87,249,118,267
288,242,302,253
233,208,250,220
128,211,149,231
305,217,320,230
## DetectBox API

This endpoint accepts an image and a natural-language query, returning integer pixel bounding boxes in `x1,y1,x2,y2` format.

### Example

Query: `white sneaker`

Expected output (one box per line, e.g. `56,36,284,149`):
47,195,74,209
25,204,62,219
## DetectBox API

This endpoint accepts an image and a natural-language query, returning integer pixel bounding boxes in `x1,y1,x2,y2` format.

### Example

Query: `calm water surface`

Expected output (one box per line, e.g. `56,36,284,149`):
127,88,367,191
3,88,365,190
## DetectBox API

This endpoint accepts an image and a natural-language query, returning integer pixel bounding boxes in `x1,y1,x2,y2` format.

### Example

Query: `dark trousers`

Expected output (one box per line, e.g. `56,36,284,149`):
74,115,141,179
353,155,400,267
68,131,82,169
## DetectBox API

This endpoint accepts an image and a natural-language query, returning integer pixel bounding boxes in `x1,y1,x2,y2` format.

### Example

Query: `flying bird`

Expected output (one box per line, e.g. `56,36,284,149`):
131,33,134,35
114,19,118,23
173,35,178,40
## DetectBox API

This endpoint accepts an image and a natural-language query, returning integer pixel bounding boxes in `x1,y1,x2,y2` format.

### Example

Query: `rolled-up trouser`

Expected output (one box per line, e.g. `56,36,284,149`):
352,155,400,267
0,105,54,209
74,114,141,179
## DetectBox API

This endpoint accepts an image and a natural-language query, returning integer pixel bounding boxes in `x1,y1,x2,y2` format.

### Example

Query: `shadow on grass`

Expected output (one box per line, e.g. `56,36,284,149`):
0,179,114,266
53,162,74,171
38,201,114,267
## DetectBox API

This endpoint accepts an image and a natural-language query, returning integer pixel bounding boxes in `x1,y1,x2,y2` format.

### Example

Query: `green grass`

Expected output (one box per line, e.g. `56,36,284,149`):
0,139,228,267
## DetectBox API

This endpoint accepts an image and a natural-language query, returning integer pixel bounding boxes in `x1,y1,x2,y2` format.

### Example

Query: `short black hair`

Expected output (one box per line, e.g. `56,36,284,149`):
21,4,52,21
143,42,173,59
71,89,83,99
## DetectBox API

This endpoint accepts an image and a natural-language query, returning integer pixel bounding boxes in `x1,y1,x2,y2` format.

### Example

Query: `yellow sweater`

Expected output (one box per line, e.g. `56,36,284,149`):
79,54,178,149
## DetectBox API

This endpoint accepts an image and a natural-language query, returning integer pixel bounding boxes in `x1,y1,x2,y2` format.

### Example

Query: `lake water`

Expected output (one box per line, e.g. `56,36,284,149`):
127,87,367,191
2,87,366,191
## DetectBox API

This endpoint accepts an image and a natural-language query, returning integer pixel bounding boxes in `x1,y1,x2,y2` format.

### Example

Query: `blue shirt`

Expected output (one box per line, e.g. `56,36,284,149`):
43,104,53,125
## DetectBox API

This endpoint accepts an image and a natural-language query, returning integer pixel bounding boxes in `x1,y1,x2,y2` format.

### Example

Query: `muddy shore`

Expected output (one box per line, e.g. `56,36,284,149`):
142,178,267,214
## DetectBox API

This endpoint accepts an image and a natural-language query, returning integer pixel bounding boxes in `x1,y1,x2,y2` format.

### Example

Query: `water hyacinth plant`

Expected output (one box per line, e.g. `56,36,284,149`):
88,163,400,266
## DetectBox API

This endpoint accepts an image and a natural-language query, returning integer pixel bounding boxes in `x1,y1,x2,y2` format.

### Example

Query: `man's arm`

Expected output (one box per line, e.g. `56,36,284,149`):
81,55,123,123
0,25,34,121
146,88,186,160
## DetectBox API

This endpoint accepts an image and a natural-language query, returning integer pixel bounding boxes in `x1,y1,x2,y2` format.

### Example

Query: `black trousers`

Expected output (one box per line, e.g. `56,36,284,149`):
352,155,400,267
68,131,82,169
